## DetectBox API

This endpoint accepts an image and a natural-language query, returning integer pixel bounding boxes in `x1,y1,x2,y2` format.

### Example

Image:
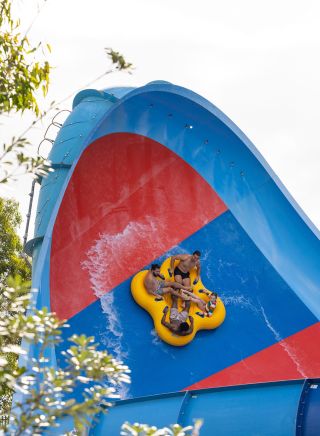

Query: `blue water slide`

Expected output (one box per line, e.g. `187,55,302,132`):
90,379,320,436
23,81,320,435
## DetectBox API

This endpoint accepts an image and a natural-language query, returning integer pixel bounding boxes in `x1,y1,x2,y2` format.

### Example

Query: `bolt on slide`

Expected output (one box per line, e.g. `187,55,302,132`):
25,81,320,434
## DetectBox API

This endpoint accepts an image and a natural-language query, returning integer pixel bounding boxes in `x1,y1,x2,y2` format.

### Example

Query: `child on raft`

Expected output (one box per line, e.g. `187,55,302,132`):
179,288,218,318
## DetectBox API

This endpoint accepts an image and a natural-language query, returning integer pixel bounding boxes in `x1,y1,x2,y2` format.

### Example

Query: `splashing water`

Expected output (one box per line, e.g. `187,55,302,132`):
81,221,168,399
220,293,259,314
259,304,307,378
82,218,165,295
150,329,172,356
150,329,161,346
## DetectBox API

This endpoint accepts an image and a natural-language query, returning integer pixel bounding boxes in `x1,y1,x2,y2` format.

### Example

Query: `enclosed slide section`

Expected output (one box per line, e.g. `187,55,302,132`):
25,81,320,434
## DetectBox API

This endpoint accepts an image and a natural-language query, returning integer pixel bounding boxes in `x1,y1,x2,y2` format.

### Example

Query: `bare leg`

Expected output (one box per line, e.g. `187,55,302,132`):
173,274,184,305
182,277,191,288
155,286,178,300
180,290,206,311
174,274,183,285
170,288,193,301
173,274,190,307
153,286,175,301
161,286,174,295
180,277,192,309
184,298,191,313
171,294,178,309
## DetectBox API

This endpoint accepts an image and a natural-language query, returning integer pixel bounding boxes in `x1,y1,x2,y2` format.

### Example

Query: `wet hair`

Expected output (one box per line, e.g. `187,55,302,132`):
151,264,161,271
179,322,189,332
193,250,201,257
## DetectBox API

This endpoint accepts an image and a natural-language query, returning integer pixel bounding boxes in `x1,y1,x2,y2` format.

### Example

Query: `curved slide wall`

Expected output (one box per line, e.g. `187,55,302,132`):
26,82,320,433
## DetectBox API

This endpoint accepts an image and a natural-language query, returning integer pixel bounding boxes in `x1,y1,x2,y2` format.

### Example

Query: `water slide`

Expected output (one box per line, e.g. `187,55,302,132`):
25,81,320,434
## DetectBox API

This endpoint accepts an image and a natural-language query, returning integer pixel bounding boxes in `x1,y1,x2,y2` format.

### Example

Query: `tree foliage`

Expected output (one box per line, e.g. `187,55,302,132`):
105,48,133,73
0,277,131,434
0,0,50,116
0,198,30,282
0,1,133,184
0,276,30,419
121,421,203,436
0,0,51,184
0,198,30,418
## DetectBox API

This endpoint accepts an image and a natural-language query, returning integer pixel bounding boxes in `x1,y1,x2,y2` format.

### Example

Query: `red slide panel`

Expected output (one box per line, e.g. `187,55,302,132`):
51,133,227,320
185,322,320,389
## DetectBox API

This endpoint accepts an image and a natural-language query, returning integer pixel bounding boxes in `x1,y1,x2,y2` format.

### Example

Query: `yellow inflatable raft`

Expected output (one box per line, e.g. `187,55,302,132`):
131,257,226,346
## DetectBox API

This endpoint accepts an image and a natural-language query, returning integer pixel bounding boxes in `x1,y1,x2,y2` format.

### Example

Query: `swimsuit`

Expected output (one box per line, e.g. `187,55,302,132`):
155,280,165,296
170,308,188,323
205,299,217,317
174,266,190,280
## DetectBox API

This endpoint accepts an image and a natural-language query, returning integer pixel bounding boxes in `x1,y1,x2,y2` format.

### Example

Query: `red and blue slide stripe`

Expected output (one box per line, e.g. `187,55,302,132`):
49,132,320,400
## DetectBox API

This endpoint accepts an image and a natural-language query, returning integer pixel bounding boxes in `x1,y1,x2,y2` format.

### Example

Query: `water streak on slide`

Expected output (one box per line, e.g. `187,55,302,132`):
26,82,320,435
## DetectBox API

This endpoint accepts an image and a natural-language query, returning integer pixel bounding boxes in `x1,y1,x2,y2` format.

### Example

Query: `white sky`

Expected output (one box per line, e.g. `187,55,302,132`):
1,0,320,239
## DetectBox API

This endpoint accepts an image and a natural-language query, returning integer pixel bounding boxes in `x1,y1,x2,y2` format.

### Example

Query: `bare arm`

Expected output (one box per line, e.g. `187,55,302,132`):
163,280,191,291
161,308,173,330
197,261,201,277
169,288,190,300
179,316,194,336
193,261,201,284
187,316,194,334
180,289,201,300
169,255,188,276
143,275,150,291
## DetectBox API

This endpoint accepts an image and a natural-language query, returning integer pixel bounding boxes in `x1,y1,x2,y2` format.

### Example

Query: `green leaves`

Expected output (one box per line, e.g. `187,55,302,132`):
0,199,31,280
121,420,203,436
0,137,53,184
0,0,50,116
0,275,132,434
105,48,133,73
65,335,131,385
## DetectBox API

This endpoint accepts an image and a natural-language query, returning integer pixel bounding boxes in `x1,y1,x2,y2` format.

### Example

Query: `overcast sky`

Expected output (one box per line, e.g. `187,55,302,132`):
2,0,320,238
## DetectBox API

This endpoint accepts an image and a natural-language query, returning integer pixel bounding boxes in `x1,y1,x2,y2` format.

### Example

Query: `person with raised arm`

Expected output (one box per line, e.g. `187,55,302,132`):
169,250,201,288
